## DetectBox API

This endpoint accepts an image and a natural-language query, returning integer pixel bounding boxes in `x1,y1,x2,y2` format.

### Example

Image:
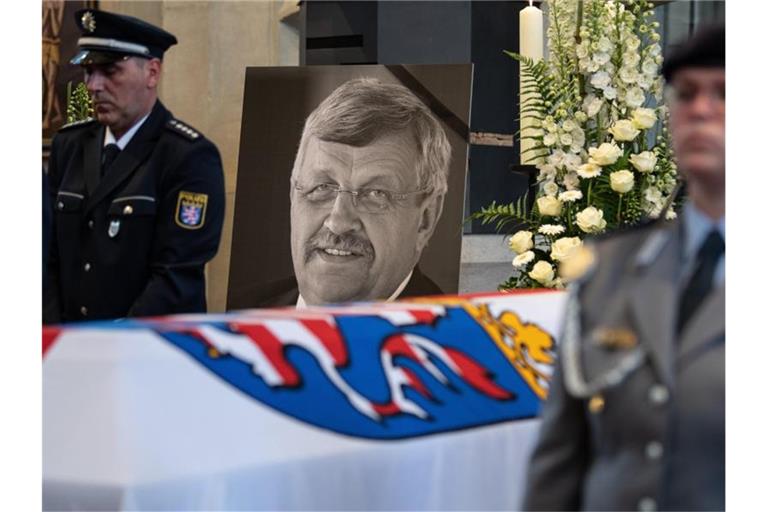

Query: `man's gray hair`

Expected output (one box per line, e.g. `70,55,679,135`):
292,77,451,196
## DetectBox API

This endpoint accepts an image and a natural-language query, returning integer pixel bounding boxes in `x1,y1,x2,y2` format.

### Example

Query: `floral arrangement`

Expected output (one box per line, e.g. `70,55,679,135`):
473,0,679,289
65,81,94,124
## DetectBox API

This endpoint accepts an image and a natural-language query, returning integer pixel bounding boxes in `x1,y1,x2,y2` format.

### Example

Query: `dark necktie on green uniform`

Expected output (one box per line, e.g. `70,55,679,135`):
676,230,725,334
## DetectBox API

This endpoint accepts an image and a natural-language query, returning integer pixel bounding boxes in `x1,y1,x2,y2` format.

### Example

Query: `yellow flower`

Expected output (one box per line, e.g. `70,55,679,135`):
631,108,657,129
537,196,563,217
550,237,583,261
610,170,635,194
529,261,555,286
608,120,640,142
576,206,607,233
508,230,534,254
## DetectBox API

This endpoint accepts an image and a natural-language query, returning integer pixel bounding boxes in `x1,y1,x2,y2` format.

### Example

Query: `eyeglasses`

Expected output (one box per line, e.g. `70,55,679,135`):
293,182,430,213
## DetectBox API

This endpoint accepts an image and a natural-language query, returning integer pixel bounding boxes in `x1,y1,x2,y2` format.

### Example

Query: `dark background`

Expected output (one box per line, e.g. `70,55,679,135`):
227,64,472,310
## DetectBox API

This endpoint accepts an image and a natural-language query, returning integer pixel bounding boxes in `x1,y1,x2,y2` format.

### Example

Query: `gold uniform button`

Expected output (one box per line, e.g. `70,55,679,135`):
83,262,91,272
123,205,133,215
588,394,605,413
57,201,64,210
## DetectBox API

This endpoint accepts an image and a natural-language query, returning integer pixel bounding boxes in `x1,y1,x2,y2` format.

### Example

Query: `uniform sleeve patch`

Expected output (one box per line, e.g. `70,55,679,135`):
175,191,208,230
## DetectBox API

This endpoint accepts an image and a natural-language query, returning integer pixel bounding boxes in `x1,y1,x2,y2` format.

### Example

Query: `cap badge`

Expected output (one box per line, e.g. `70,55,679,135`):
82,11,96,33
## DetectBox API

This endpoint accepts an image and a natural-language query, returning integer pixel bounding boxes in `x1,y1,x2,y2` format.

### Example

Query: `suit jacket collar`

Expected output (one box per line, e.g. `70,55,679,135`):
84,101,170,214
627,218,725,387
627,220,681,386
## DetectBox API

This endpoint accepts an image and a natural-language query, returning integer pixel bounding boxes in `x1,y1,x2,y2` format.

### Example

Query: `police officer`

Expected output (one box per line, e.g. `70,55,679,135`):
43,9,225,323
522,24,725,511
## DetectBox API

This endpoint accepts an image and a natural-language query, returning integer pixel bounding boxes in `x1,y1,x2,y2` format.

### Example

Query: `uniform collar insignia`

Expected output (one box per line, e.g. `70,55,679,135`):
591,327,637,350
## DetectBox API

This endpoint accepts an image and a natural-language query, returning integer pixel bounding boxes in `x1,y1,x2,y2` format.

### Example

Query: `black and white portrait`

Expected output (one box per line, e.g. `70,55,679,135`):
227,65,471,309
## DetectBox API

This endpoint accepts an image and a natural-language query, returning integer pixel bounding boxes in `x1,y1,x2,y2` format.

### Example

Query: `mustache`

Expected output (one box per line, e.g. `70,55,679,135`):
305,228,374,261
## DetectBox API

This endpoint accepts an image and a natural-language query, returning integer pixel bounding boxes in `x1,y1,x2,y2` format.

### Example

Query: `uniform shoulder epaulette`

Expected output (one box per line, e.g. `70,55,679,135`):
59,118,96,131
166,119,202,141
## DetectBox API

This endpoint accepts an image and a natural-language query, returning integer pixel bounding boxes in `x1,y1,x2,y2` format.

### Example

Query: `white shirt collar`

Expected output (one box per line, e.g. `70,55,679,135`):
296,269,414,309
103,112,151,150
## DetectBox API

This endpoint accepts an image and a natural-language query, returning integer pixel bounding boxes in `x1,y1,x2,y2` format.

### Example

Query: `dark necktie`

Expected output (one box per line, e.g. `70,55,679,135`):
101,143,121,177
676,229,725,334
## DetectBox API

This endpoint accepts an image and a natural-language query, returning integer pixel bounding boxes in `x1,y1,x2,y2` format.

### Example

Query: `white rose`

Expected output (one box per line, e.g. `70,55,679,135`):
575,111,588,123
603,86,618,100
648,43,662,57
610,170,635,194
512,250,535,268
550,236,583,261
508,230,534,254
542,116,557,132
543,181,559,196
529,260,555,286
537,195,563,217
590,71,611,89
577,162,602,179
589,142,623,165
631,108,657,129
629,151,657,173
560,133,573,146
597,37,613,53
543,133,558,146
559,189,583,203
576,206,607,233
608,119,640,141
625,86,646,108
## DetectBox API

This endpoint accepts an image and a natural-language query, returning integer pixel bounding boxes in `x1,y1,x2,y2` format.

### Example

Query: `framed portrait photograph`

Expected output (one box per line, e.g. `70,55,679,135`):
227,64,472,310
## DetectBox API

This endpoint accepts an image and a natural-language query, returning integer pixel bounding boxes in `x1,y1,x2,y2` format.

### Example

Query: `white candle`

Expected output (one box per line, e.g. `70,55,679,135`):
519,1,544,165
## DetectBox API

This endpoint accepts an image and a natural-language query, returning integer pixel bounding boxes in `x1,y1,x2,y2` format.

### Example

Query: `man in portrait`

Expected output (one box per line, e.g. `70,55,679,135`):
248,77,452,307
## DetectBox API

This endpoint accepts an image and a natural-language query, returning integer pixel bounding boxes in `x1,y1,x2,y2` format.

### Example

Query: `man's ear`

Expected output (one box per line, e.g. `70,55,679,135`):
146,58,162,89
415,193,444,254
